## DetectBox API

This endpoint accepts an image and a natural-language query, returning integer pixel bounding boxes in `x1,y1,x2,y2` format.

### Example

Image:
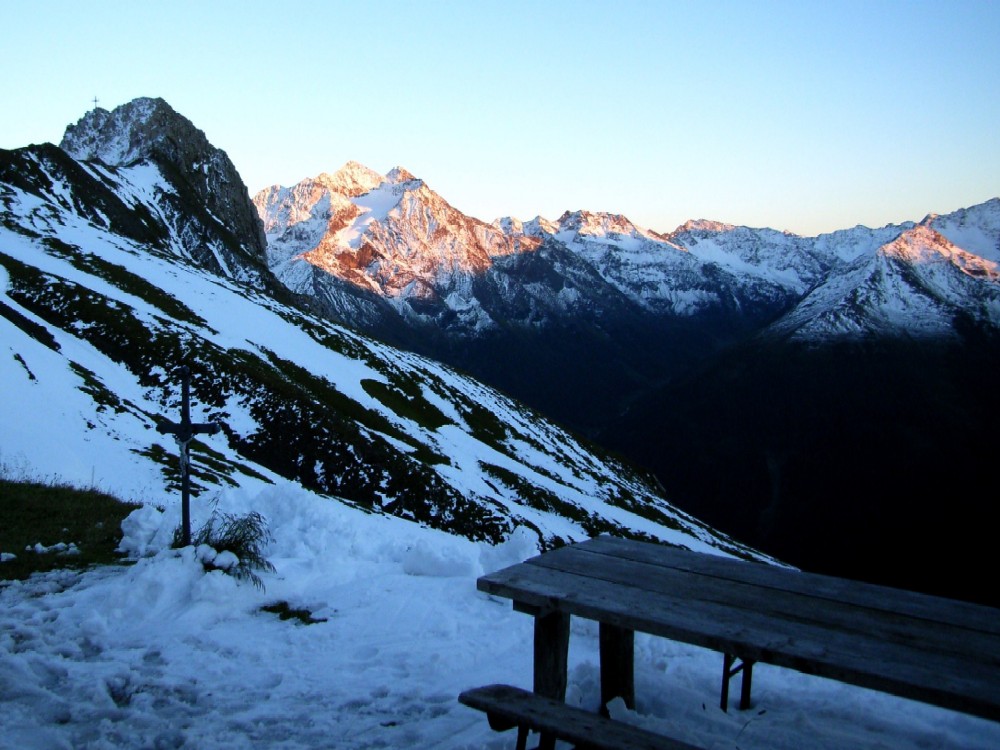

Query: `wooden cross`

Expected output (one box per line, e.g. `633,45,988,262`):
92,96,99,109
156,366,222,546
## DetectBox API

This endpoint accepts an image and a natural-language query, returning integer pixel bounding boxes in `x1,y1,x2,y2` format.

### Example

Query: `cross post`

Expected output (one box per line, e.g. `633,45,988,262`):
156,366,222,546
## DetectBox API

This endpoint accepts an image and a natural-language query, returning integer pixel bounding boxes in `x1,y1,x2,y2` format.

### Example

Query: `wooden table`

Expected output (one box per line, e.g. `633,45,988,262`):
477,535,1000,722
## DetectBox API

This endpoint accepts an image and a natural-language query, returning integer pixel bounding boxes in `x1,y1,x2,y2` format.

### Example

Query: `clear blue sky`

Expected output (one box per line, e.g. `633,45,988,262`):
3,0,998,235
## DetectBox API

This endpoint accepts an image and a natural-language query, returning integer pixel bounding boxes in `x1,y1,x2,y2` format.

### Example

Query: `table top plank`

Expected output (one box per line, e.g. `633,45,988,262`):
577,536,1000,635
527,543,1000,664
478,538,1000,721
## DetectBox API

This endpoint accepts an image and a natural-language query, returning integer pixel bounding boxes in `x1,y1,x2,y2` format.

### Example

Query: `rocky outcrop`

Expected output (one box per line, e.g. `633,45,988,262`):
61,97,268,281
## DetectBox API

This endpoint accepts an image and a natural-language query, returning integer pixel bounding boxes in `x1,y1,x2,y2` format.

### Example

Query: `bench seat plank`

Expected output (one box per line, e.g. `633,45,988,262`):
459,684,705,750
478,555,1000,720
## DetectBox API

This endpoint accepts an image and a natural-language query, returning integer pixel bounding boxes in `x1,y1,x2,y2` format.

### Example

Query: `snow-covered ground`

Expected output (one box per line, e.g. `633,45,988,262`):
2,482,997,750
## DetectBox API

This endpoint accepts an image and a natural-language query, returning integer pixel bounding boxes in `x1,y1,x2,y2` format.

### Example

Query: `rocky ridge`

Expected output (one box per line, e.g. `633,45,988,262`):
256,165,1000,344
60,98,268,284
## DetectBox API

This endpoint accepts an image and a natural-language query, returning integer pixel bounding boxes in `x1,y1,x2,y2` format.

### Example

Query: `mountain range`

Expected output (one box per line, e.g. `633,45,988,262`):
253,154,1000,436
1,97,752,560
4,97,998,603
248,131,1000,605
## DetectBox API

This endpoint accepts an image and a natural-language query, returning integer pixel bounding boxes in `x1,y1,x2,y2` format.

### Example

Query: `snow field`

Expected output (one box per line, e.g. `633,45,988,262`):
3,483,999,749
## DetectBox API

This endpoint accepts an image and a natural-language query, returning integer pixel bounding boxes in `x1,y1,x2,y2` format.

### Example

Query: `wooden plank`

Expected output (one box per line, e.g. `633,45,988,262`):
527,544,1000,665
459,684,706,750
577,536,1000,633
477,562,1000,720
575,536,1000,635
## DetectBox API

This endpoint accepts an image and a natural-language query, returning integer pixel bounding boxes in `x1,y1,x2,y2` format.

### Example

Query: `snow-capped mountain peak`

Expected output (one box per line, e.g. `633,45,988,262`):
58,97,268,277
926,197,1000,263
386,165,419,185
672,218,738,235
493,215,561,237
879,224,999,280
556,209,662,242
255,165,540,326
60,96,171,166
316,160,386,197
766,222,1000,341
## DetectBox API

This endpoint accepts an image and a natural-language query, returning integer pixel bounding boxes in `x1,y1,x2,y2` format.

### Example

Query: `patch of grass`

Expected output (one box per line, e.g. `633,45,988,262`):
191,440,274,485
0,479,140,580
0,298,60,352
131,443,215,496
40,237,210,330
480,462,567,516
361,377,453,431
273,309,373,363
69,361,128,414
459,397,508,448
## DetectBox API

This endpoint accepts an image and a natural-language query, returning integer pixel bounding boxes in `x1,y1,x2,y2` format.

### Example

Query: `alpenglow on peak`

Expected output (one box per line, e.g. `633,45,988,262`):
315,161,386,198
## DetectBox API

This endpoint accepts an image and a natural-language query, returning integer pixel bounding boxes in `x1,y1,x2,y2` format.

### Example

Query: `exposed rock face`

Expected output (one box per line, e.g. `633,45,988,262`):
61,97,268,280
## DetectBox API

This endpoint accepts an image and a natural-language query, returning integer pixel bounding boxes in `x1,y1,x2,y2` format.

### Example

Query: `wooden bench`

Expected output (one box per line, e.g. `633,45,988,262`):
463,536,1000,747
459,684,704,750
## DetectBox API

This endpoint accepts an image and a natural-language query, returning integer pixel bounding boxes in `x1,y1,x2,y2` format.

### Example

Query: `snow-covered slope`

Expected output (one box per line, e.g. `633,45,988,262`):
0,138,747,556
3,482,998,749
927,197,1000,263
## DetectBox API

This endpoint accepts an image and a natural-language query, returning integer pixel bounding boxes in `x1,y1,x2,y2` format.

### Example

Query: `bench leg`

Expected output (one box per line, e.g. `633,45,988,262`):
534,611,569,750
599,622,635,714
721,653,755,712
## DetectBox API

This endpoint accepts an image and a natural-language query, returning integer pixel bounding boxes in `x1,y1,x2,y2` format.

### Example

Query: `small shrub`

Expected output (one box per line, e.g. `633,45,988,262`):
176,511,275,590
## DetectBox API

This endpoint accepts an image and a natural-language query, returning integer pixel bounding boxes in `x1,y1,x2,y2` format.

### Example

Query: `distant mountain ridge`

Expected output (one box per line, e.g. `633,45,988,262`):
255,160,1000,338
767,222,1000,340
256,159,1000,344
253,159,1000,436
